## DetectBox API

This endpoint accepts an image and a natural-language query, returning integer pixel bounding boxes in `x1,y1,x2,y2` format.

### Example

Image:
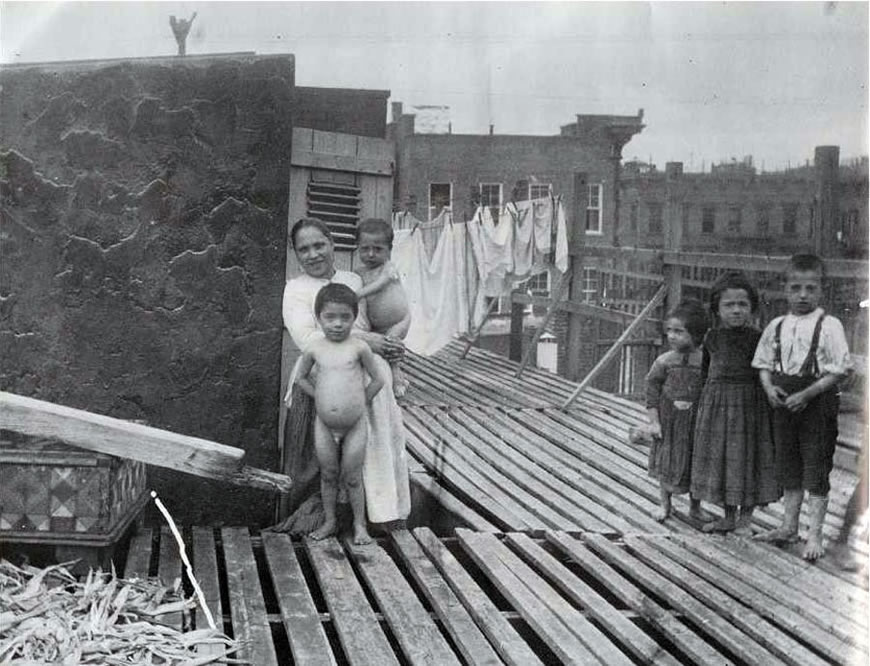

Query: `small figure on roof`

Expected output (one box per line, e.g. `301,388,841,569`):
169,12,197,56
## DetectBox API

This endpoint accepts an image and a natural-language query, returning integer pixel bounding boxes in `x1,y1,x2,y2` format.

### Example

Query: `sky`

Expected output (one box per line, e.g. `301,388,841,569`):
1,1,867,171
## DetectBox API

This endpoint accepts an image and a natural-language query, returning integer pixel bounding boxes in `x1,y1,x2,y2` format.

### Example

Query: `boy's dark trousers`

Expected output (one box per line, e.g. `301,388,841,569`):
770,374,839,496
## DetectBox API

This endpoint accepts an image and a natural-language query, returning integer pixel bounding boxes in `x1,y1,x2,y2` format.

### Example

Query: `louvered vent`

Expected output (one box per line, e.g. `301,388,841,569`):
306,180,361,250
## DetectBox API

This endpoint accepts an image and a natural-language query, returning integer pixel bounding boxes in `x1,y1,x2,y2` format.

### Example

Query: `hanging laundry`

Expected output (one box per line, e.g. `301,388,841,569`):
391,214,482,355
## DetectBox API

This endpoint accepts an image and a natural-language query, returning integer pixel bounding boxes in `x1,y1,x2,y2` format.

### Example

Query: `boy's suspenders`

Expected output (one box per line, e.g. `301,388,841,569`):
773,314,826,377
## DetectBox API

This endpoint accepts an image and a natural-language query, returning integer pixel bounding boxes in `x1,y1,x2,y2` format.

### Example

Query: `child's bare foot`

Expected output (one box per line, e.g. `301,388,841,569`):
654,506,670,522
753,526,799,543
802,534,825,561
702,515,736,533
353,524,372,545
689,505,716,523
310,520,336,541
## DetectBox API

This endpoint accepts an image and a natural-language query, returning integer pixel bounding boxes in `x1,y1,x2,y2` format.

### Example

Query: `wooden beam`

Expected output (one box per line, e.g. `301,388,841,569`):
560,284,667,410
516,269,572,378
512,292,661,326
0,391,292,494
459,296,500,359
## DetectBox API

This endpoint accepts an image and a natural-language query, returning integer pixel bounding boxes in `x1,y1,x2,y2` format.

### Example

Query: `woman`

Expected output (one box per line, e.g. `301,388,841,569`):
274,218,411,534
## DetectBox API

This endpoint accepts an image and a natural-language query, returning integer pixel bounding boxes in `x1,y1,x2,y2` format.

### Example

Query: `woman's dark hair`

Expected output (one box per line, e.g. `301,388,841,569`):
314,283,359,318
357,218,394,247
290,218,333,248
709,271,760,318
667,299,709,346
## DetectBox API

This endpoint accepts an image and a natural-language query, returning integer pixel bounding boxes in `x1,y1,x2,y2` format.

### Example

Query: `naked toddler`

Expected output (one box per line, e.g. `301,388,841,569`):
295,283,385,544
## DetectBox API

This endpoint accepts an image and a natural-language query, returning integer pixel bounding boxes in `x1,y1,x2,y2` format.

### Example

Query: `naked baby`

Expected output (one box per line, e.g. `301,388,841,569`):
355,218,412,396
294,283,385,544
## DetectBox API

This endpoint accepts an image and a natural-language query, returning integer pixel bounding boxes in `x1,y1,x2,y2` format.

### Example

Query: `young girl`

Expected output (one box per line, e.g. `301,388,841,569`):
646,300,711,522
690,272,780,534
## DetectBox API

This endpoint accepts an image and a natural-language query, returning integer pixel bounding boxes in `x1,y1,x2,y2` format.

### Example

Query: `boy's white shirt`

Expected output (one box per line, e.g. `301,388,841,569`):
752,307,851,376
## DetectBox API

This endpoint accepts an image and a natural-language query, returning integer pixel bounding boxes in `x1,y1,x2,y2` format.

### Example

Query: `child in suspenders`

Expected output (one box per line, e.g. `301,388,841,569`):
752,254,851,560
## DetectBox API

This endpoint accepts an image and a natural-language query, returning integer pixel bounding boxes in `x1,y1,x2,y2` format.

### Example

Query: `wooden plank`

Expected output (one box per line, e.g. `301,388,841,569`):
516,268,572,377
391,530,503,666
261,532,336,666
157,526,184,631
413,528,544,666
562,283,667,410
221,527,279,666
545,531,737,665
191,527,224,658
403,410,540,531
632,535,856,665
505,532,682,666
0,391,291,493
677,536,867,648
624,535,831,666
511,291,663,325
346,538,462,666
305,537,399,666
408,471,500,533
461,530,633,665
412,407,581,531
582,534,788,666
455,529,605,665
293,149,392,176
124,528,153,579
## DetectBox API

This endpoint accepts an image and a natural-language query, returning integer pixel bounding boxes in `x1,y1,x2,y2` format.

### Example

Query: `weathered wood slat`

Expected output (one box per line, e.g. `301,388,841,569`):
677,536,868,648
455,529,605,665
261,532,336,666
463,530,634,665
414,528,543,666
221,527,279,666
305,537,399,666
634,535,855,665
158,526,184,631
347,537,462,666
391,530,503,666
505,532,682,666
408,471,500,533
0,391,291,493
191,527,224,657
624,535,830,666
582,533,788,666
124,529,153,579
472,407,659,534
545,530,737,665
403,410,540,531
409,407,579,531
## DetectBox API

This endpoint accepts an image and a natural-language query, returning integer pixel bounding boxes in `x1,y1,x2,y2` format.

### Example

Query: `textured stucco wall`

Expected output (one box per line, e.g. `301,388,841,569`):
0,54,300,527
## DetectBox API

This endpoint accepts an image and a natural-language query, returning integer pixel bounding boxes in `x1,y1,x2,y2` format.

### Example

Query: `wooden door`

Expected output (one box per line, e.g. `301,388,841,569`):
280,128,393,450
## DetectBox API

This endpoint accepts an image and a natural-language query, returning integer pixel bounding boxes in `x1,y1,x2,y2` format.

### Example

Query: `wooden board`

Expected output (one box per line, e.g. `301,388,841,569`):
221,527,279,666
261,532,336,666
191,527,225,658
305,537,399,666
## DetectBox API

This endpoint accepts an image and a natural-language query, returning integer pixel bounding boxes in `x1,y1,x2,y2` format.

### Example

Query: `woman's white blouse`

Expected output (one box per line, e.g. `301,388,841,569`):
282,271,369,351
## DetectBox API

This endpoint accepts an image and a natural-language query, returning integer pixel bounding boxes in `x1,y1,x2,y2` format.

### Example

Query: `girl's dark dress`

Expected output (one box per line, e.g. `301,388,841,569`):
690,327,780,506
646,349,704,494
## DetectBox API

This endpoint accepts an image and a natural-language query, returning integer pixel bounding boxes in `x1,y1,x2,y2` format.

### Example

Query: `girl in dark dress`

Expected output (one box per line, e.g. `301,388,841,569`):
690,272,780,534
646,300,710,522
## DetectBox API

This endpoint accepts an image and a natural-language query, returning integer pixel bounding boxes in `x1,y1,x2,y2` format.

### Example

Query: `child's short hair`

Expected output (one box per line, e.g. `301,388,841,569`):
787,253,825,279
357,218,394,247
314,283,359,318
709,271,760,316
667,299,709,346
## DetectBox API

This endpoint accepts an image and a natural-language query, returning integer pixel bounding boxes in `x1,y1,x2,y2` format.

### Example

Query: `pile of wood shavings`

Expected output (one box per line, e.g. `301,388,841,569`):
0,560,239,665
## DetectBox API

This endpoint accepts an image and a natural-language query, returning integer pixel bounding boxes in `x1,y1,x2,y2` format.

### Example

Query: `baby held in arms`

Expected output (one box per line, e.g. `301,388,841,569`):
354,218,412,397
294,283,385,544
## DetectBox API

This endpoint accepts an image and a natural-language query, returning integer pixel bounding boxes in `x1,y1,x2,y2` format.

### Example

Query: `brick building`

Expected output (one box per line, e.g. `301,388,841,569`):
616,147,868,258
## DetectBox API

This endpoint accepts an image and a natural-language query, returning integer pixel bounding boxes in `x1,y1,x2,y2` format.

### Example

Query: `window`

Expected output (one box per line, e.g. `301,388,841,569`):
479,183,502,219
648,203,663,234
581,267,598,303
756,204,770,235
428,183,452,220
529,183,551,200
525,270,550,295
586,184,603,234
728,206,742,233
701,206,716,234
629,203,638,232
782,204,798,235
